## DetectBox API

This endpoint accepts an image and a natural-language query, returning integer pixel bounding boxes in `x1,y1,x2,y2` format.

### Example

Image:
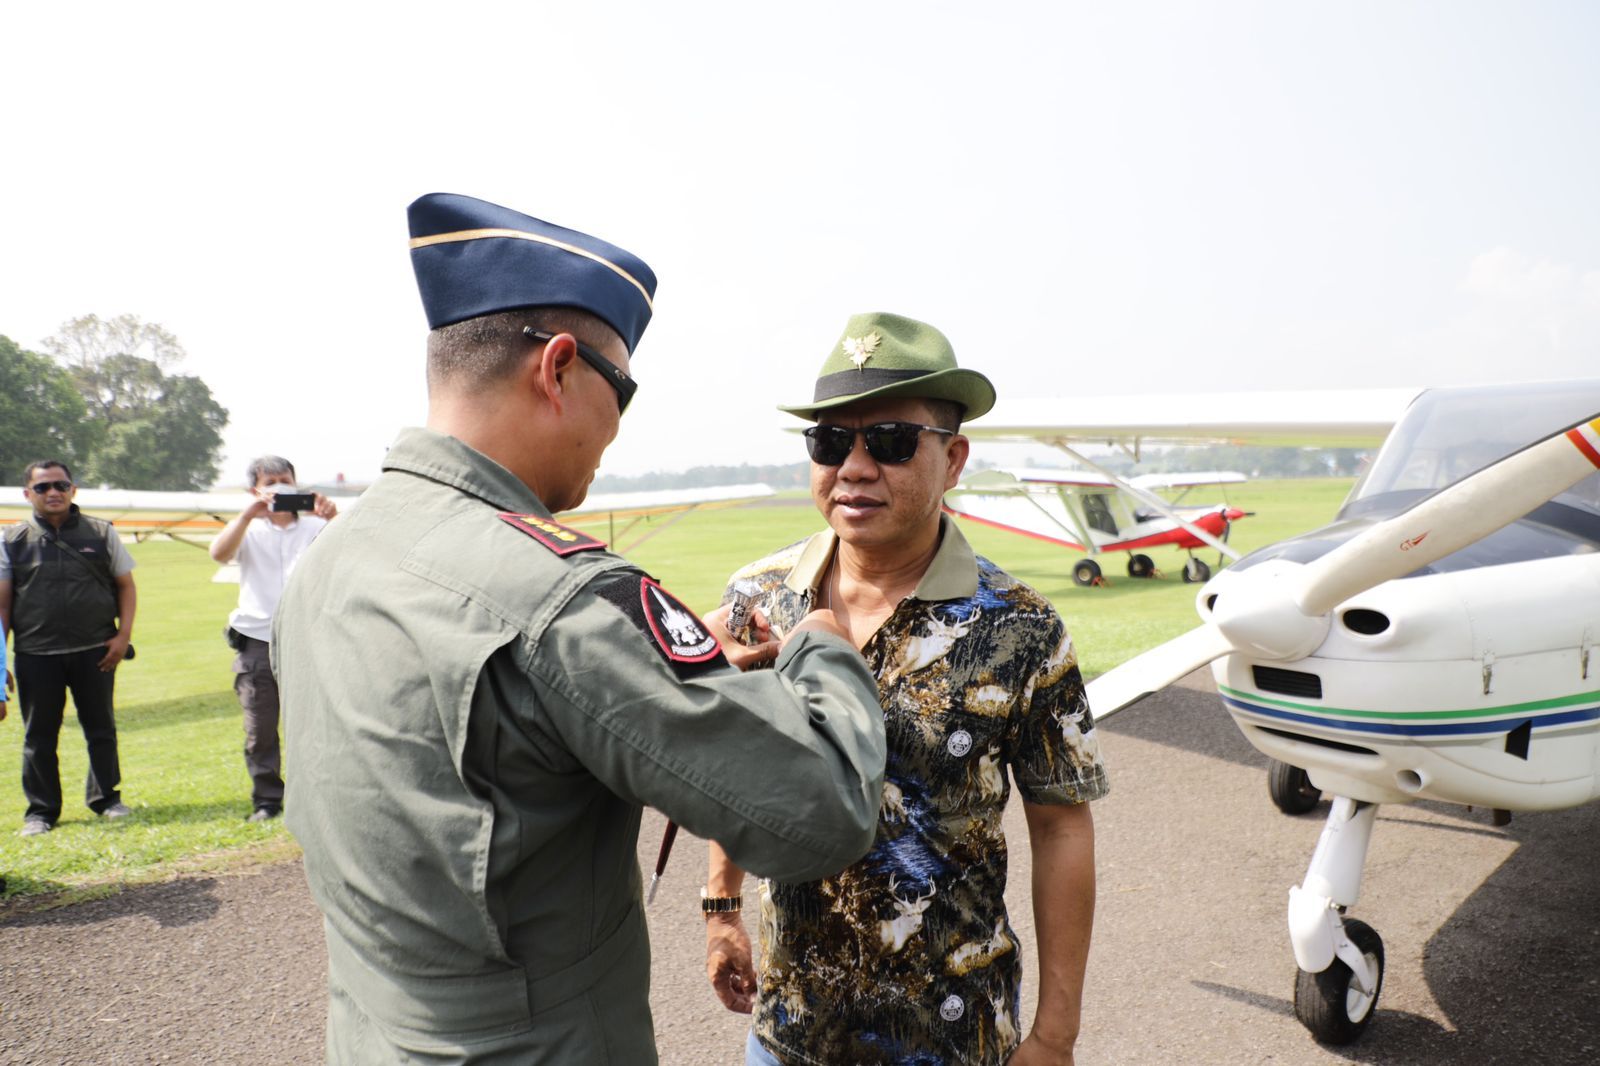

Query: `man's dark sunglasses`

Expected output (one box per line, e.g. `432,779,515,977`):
30,480,73,494
803,422,956,466
523,327,637,414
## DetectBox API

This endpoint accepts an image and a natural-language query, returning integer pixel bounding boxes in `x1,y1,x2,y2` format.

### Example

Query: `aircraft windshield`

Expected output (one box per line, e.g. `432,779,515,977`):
1347,381,1600,518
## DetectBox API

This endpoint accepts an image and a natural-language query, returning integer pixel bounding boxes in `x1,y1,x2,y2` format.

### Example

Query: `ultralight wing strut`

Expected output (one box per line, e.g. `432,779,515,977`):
1042,439,1242,562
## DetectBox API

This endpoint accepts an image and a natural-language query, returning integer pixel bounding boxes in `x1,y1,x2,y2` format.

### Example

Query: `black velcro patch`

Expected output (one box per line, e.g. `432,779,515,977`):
594,575,728,679
499,512,606,556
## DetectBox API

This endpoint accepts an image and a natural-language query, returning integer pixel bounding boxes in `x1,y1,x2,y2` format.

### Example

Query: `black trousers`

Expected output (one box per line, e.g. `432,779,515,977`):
16,647,122,822
231,636,284,810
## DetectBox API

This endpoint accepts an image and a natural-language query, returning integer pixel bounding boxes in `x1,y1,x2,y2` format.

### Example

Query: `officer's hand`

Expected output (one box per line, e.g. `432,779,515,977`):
312,493,338,520
704,603,779,671
785,608,852,647
0,698,7,721
705,912,758,1014
99,634,131,672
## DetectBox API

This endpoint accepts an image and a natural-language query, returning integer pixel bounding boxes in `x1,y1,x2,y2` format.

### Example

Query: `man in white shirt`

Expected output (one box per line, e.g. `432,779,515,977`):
209,456,337,821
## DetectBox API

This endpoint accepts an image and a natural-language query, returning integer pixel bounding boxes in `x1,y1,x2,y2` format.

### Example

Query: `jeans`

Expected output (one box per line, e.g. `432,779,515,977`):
745,1031,782,1066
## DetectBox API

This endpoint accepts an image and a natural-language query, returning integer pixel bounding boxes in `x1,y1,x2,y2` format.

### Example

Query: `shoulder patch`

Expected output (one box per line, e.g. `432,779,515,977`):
498,512,606,556
593,575,728,678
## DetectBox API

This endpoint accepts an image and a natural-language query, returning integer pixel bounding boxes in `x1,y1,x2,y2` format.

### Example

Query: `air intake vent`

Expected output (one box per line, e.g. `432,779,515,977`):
1342,608,1391,635
1253,665,1323,699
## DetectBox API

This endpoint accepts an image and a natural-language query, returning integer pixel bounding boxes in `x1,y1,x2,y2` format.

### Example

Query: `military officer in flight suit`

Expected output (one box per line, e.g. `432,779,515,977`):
273,193,888,1065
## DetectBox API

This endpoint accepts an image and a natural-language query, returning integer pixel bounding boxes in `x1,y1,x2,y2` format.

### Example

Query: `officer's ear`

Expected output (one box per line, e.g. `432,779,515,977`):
529,334,580,414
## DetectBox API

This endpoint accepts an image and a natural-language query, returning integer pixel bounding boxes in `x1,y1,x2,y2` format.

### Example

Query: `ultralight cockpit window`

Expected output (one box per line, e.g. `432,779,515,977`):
1347,381,1600,518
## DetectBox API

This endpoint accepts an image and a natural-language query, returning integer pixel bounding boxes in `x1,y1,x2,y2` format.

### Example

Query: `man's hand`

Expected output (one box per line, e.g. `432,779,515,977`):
98,633,131,672
1008,1032,1075,1065
0,698,8,721
312,493,338,520
786,607,852,647
242,490,273,520
706,912,759,1013
704,603,780,671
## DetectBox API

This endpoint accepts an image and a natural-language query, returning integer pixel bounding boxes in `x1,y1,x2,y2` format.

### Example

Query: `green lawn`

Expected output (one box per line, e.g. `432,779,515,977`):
1,477,1352,901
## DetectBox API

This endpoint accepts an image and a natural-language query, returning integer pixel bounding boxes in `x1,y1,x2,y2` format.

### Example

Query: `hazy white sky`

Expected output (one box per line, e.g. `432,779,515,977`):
3,1,1598,485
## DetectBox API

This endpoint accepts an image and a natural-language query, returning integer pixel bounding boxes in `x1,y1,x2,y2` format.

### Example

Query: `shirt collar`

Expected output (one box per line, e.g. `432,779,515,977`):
783,514,979,602
32,503,81,533
382,427,548,516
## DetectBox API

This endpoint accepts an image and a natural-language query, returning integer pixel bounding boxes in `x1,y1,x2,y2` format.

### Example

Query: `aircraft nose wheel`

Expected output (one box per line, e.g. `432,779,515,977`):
1293,918,1385,1045
1182,557,1211,583
1268,760,1323,814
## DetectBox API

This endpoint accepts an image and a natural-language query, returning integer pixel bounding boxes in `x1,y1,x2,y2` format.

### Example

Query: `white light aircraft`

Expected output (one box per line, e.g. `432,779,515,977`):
1084,379,1600,1045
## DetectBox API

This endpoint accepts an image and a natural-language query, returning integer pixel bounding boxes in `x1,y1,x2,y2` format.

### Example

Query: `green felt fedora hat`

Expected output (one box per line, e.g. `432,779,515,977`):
779,312,996,422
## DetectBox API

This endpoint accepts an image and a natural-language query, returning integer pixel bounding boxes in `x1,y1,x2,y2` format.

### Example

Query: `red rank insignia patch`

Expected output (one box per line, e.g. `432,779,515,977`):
498,512,607,556
640,578,723,663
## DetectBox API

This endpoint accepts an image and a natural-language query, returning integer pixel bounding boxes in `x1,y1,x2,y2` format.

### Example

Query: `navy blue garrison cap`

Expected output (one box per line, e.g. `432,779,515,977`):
407,193,657,353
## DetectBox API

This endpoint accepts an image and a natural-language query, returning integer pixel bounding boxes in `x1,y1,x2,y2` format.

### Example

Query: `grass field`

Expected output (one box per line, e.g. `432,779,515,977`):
0,477,1354,901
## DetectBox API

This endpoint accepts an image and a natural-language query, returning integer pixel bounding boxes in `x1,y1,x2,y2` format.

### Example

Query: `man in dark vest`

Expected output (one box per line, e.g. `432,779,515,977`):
0,460,137,836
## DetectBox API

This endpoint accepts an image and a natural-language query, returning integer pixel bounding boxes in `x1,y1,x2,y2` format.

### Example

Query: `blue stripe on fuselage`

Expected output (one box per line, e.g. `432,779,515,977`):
1221,694,1600,737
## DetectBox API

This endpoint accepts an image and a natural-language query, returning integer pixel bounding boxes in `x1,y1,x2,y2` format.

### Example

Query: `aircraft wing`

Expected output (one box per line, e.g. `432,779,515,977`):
562,482,775,517
0,486,256,541
1129,471,1248,490
966,388,1418,450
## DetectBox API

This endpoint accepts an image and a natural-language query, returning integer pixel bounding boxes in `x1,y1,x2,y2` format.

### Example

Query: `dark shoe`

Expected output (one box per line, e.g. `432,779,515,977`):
100,802,132,820
247,806,282,823
20,817,53,837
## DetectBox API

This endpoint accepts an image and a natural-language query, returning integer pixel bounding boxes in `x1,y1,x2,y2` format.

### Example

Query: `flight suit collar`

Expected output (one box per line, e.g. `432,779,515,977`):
383,427,548,516
782,514,979,602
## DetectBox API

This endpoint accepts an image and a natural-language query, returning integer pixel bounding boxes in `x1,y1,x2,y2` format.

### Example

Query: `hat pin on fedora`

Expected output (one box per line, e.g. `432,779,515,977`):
842,331,880,371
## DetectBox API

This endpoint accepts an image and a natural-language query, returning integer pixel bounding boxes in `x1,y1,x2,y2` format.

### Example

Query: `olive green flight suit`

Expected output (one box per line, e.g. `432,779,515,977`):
273,428,886,1064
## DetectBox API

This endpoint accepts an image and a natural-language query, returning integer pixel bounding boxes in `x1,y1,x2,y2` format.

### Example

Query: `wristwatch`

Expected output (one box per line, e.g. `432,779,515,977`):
700,887,742,915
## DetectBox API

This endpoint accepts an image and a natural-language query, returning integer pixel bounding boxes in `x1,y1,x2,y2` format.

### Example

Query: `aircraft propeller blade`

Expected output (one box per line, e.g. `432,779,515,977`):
1292,414,1600,617
1086,624,1236,720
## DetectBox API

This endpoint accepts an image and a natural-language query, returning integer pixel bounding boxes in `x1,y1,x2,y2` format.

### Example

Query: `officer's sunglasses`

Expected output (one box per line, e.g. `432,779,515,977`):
803,422,956,466
30,479,73,494
523,327,637,414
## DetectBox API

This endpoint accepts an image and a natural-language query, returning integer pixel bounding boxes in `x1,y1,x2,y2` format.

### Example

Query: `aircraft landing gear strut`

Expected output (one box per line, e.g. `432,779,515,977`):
1288,795,1385,1044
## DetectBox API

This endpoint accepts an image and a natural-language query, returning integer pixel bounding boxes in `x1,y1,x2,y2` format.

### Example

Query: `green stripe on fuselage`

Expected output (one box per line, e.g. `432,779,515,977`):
1217,683,1600,721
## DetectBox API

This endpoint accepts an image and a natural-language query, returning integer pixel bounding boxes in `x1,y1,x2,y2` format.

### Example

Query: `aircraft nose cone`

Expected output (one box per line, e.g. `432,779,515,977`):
1210,562,1331,662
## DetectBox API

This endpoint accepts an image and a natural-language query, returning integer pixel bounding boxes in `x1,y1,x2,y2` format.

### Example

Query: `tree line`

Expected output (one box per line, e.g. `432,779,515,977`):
0,314,227,490
588,444,1370,494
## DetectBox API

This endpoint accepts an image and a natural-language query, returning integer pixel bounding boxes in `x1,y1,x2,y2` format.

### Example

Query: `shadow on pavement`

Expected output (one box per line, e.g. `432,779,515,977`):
1,874,224,930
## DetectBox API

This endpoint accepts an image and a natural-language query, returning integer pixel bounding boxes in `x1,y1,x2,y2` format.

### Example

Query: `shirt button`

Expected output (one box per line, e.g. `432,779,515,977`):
939,994,965,1022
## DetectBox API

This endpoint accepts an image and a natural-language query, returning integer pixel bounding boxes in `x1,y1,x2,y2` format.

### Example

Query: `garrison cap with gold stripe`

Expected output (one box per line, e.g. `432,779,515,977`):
407,192,657,353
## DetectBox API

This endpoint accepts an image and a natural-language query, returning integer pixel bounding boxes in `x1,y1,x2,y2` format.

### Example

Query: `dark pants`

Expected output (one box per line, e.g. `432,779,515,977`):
16,648,122,823
232,636,284,811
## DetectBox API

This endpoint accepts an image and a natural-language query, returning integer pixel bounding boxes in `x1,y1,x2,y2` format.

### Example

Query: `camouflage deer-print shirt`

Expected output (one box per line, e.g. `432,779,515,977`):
726,517,1109,1066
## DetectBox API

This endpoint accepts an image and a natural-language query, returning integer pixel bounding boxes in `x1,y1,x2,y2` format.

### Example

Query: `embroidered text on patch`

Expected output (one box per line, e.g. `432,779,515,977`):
498,512,606,556
641,578,721,662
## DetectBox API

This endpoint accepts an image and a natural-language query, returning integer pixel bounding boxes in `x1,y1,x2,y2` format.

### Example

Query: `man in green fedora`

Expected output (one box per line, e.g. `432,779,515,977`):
702,312,1109,1065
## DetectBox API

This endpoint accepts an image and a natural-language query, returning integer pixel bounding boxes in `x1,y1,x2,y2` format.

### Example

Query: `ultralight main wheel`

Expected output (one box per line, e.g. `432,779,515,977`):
1126,554,1155,578
1072,559,1103,587
1293,918,1384,1045
1182,558,1211,583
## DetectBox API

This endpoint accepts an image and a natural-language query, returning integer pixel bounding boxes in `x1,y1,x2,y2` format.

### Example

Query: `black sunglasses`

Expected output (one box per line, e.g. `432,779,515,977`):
524,327,637,414
803,422,956,466
30,479,73,494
